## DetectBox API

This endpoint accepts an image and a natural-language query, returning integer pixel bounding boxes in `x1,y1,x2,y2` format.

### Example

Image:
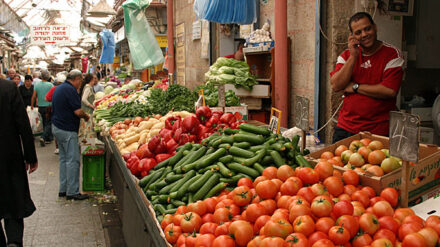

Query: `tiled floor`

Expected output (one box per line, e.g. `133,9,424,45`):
23,140,105,247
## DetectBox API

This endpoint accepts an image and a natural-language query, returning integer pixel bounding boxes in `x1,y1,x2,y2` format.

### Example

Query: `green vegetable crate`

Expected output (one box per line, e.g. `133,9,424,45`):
82,146,105,191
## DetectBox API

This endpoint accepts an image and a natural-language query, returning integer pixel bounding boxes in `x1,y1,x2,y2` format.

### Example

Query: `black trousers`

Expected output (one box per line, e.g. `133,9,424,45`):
0,218,24,247
332,126,356,144
38,106,53,142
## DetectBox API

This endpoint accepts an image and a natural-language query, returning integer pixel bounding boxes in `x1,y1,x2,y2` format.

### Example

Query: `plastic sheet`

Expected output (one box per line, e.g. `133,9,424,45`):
122,0,164,70
195,0,257,25
99,29,115,64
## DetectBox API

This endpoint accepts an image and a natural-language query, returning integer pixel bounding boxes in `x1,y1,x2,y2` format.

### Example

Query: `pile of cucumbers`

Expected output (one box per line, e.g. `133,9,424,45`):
138,123,311,219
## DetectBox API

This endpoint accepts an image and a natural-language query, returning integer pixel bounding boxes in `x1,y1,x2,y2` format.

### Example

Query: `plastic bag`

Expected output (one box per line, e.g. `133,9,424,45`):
99,29,115,64
194,0,210,19
27,107,43,134
122,0,164,70
200,0,257,25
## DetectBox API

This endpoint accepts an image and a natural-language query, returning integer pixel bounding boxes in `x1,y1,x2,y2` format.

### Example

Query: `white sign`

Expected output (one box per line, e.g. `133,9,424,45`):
30,25,70,45
192,20,201,40
115,27,125,44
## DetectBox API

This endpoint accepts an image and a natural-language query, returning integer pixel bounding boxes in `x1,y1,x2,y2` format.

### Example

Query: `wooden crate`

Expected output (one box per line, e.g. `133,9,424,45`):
240,97,262,110
224,84,271,98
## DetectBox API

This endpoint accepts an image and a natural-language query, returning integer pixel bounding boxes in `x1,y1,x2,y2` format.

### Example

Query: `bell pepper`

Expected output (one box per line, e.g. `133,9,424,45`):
179,133,191,145
220,113,236,125
160,128,174,143
148,136,161,154
182,116,200,134
155,139,167,154
173,127,183,142
155,153,172,164
166,138,178,153
127,156,140,175
122,153,131,161
197,124,211,140
189,134,197,143
196,106,212,123
212,111,223,119
140,170,148,178
205,115,219,129
140,158,157,172
165,116,181,130
136,144,155,159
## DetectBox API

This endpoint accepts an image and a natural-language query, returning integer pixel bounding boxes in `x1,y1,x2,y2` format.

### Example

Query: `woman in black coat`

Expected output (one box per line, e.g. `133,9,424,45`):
0,79,38,246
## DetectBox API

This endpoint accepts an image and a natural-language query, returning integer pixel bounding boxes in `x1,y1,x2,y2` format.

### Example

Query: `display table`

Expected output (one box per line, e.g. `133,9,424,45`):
104,136,169,247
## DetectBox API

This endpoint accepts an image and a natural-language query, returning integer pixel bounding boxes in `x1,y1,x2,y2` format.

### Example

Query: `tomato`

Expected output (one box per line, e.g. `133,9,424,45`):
177,233,191,247
352,233,373,247
188,201,207,216
180,212,202,233
378,216,400,235
272,179,283,191
361,186,376,198
195,234,215,247
328,226,350,245
315,217,335,234
164,224,182,244
333,200,354,218
214,222,230,236
369,196,385,207
394,208,415,223
402,232,426,247
212,235,235,247
380,188,398,208
315,161,334,181
285,233,309,247
398,222,424,241
277,195,292,209
374,229,397,245
324,176,344,196
293,215,315,237
277,165,296,181
298,167,320,185
311,197,333,218
336,215,359,238
256,199,274,215
213,208,232,224
232,186,252,207
297,187,316,204
253,176,268,188
246,203,267,223
254,215,271,234
247,236,265,247
426,215,440,235
402,215,424,226
289,204,311,223
280,179,300,196
351,190,370,208
174,213,186,226
204,197,218,213
311,239,335,247
202,213,214,224
288,195,311,208
237,177,253,188
264,218,294,238
344,184,358,196
261,237,285,247
176,205,188,215
263,167,278,179
161,214,174,230
229,220,254,247
338,193,352,202
370,238,394,247
418,227,439,247
341,170,359,186
256,180,279,199
308,231,329,246
186,233,199,247
351,201,366,217
288,176,304,189
215,199,234,210
359,213,380,235
199,222,218,235
321,151,335,160
372,200,394,218
311,183,330,197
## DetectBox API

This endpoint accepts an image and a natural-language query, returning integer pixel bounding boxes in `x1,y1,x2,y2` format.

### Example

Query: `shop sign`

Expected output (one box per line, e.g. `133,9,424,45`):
176,23,185,85
30,25,70,45
155,36,168,48
115,27,125,43
192,20,201,40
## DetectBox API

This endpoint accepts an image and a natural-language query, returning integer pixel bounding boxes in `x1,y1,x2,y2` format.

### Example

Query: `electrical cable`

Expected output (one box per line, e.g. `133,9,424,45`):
312,99,343,136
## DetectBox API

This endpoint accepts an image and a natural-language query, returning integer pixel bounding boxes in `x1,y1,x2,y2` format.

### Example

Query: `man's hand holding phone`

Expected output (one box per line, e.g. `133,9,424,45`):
348,34,360,59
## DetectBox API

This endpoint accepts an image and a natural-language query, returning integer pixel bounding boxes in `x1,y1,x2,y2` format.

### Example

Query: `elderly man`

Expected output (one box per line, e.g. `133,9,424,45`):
52,69,90,200
32,71,42,85
31,69,54,146
6,68,16,80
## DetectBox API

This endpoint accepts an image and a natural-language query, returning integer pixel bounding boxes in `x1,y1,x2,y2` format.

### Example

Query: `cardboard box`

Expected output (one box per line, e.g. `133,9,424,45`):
420,127,435,144
410,190,440,219
409,186,440,208
240,97,262,110
225,84,271,98
309,132,440,203
224,105,248,120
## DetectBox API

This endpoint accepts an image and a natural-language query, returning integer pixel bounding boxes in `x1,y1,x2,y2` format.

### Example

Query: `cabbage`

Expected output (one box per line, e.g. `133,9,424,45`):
95,92,105,100
121,84,130,90
104,86,114,95
127,83,137,90
111,88,120,94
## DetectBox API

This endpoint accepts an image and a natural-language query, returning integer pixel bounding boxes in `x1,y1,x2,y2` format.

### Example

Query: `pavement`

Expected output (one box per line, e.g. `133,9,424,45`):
22,140,107,247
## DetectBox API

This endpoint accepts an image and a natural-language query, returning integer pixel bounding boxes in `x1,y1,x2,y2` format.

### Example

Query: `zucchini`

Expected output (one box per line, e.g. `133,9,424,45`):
239,123,271,136
233,134,265,145
142,167,165,188
204,182,228,199
253,162,265,174
295,155,312,168
173,173,202,199
200,164,219,173
227,162,260,178
193,173,221,201
270,150,286,167
224,128,239,135
219,155,233,164
188,171,214,192
169,170,196,193
232,142,251,149
271,142,286,152
154,204,166,215
291,135,300,150
165,174,183,183
159,179,181,194
242,149,266,166
218,143,231,149
201,133,220,146
249,145,265,152
164,208,177,215
196,148,227,169
217,162,234,177
153,158,170,170
229,146,255,158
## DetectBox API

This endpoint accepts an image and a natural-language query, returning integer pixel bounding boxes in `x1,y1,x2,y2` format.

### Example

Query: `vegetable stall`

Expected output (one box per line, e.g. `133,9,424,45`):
95,82,440,247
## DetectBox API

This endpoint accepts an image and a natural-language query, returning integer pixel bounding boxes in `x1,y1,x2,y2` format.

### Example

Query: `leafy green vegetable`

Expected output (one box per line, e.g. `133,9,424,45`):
205,57,258,90
225,90,240,107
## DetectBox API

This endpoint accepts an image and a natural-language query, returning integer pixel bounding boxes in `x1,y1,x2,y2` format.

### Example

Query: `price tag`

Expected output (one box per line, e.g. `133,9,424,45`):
198,89,206,106
294,96,309,131
269,107,282,134
389,111,420,163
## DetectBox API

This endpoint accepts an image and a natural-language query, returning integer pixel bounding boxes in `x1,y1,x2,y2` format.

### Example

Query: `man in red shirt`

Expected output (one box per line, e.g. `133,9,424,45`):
225,40,246,61
330,12,404,143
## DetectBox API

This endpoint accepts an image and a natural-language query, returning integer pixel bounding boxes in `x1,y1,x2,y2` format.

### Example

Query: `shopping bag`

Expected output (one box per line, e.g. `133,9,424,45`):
122,0,164,70
27,107,43,135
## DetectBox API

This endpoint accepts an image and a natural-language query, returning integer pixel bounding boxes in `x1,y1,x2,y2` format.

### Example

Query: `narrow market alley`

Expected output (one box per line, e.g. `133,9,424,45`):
23,140,105,247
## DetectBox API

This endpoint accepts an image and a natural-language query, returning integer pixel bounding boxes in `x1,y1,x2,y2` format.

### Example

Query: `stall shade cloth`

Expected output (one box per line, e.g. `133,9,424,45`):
194,0,257,25
99,29,116,64
122,0,164,70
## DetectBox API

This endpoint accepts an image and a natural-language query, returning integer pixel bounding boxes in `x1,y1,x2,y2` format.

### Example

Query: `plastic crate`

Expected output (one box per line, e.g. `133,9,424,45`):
82,146,105,191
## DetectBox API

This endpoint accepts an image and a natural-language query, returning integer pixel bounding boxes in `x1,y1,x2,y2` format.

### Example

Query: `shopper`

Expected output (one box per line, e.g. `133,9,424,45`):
79,74,97,142
6,68,16,80
12,74,21,87
32,71,42,85
18,75,34,107
96,65,104,80
0,77,38,247
31,69,54,146
124,75,132,85
225,40,246,61
52,69,90,200
330,12,404,143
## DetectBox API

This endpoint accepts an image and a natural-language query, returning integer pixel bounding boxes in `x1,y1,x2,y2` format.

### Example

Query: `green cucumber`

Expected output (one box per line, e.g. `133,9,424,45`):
224,128,239,135
204,182,228,199
253,162,265,174
205,147,215,156
233,134,265,145
271,142,286,152
152,180,168,190
220,177,234,183
159,179,181,194
201,133,220,146
239,123,271,136
169,170,196,193
238,130,259,136
232,142,251,149
270,150,286,167
188,193,194,203
193,144,202,149
167,204,174,210
291,135,300,150
283,142,294,151
295,155,312,168
229,146,255,158
173,173,202,199
157,194,170,203
188,171,214,192
196,148,227,169
154,204,166,215
165,174,183,183
142,167,165,188
261,155,274,166
217,162,234,177
249,145,265,152
219,155,233,164
242,149,266,166
218,143,231,149
180,147,208,171
200,164,219,173
208,136,222,147
227,162,260,178
153,158,170,170
220,136,234,144
164,208,177,214
193,173,221,201
145,190,158,198
148,167,171,190
264,137,277,146
183,150,191,156
233,156,247,164
168,143,192,167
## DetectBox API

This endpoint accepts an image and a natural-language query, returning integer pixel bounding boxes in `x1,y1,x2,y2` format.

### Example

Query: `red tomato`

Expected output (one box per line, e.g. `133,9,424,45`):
311,239,335,247
308,231,329,246
277,195,292,209
361,186,376,198
394,208,415,223
402,232,426,247
200,222,218,235
311,197,333,218
342,170,359,186
418,227,439,247
165,224,182,244
315,217,335,234
344,184,358,196
338,193,352,202
212,235,235,247
181,212,202,233
328,226,351,245
256,180,279,199
372,200,394,218
247,236,265,247
298,167,320,185
254,215,271,234
288,176,304,189
426,215,440,235
374,229,397,245
289,204,311,224
369,196,385,207
311,183,330,197
176,233,190,247
213,208,232,224
271,209,289,222
214,222,230,237
359,213,380,235
237,177,253,188
277,165,296,181
253,176,268,188
297,187,316,204
246,203,267,223
263,167,278,179
378,216,400,235
232,186,252,206
280,179,300,196
161,214,174,230
272,179,283,191
264,218,294,238
315,161,334,181
202,213,214,224
352,233,373,247
260,237,285,247
352,201,366,217
174,213,186,226
333,200,354,218
324,176,344,196
371,238,394,247
187,201,207,216
352,190,370,208
402,215,424,226
215,199,234,210
204,197,218,214
380,188,398,208
229,220,254,247
398,222,424,241
260,199,277,215
176,205,188,215
285,233,309,247
288,195,311,208
195,234,215,247
336,215,359,238
293,215,315,237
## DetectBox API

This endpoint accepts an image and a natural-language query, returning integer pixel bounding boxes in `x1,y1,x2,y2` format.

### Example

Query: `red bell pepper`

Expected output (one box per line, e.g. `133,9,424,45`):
165,116,181,130
127,156,140,175
189,134,197,143
140,170,148,178
159,128,174,143
122,153,131,161
212,111,223,118
166,138,178,153
196,106,212,123
179,133,191,145
220,113,236,125
148,136,161,154
136,144,155,159
140,158,157,171
197,124,211,140
155,153,172,163
182,116,200,134
155,139,167,154
205,115,219,128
